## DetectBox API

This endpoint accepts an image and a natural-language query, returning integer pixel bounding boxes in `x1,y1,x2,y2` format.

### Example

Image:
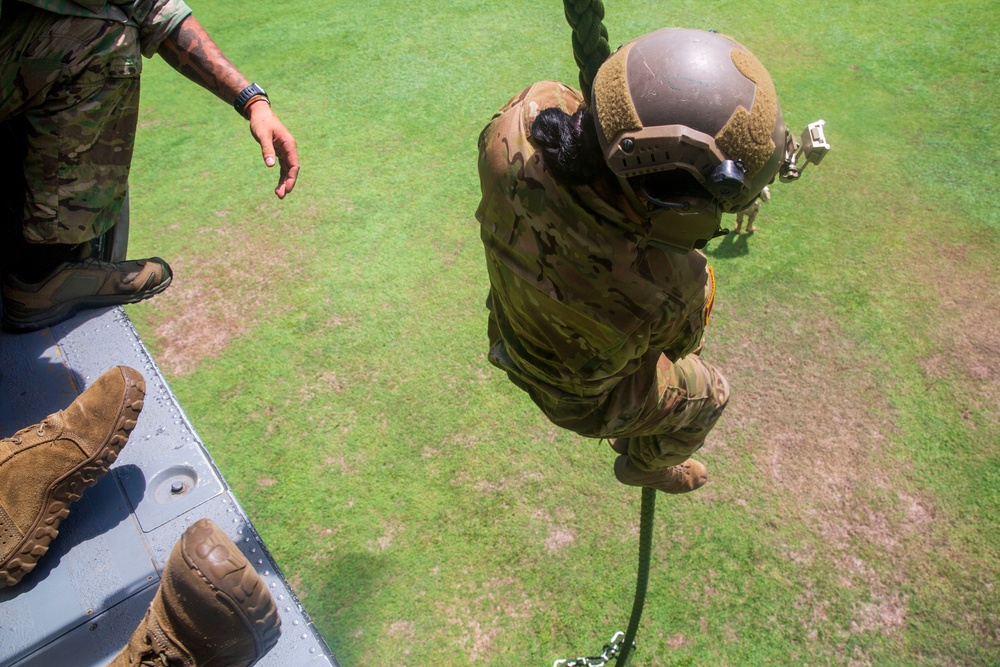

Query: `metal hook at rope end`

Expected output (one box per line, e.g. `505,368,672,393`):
553,631,631,667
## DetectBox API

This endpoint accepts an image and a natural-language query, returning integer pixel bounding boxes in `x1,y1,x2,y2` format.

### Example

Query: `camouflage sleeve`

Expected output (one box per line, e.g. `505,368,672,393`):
130,0,193,57
647,253,712,359
649,299,706,360
8,0,123,18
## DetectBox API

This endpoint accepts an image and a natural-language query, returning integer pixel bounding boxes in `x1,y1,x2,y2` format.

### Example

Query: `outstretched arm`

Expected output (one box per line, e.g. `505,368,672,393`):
157,15,299,199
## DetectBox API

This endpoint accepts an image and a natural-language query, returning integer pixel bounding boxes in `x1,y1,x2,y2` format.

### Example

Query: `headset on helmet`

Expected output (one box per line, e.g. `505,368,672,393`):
590,27,828,251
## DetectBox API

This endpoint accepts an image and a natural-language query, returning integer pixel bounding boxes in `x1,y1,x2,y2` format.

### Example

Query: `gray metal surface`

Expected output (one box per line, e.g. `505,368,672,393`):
0,306,337,667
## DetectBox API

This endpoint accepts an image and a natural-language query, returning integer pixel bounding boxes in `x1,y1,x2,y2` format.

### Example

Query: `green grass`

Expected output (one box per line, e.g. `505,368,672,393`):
125,1,999,665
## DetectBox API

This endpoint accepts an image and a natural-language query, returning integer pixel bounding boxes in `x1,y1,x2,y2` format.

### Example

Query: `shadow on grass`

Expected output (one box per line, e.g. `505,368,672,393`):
705,232,753,260
306,551,393,665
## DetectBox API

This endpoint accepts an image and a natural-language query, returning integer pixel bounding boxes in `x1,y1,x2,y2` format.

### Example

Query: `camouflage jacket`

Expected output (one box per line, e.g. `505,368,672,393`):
8,0,192,57
477,81,714,396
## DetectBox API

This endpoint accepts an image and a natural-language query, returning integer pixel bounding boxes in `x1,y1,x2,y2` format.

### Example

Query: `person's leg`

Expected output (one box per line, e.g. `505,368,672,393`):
0,3,56,277
746,205,758,233
4,9,139,247
486,289,729,493
612,352,729,466
557,348,728,493
0,7,171,332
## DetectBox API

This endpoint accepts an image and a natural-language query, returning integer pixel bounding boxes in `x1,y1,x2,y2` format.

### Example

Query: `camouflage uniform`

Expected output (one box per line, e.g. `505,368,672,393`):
0,0,191,244
476,81,731,472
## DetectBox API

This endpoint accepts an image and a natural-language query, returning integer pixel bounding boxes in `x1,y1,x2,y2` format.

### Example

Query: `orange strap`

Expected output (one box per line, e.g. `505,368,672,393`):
704,266,716,325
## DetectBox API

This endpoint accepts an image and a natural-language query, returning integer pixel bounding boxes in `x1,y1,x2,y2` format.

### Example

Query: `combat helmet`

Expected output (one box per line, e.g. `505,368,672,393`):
590,27,827,251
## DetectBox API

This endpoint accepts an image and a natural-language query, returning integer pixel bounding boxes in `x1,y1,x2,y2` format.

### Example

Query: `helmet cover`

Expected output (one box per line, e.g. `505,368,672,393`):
591,28,788,213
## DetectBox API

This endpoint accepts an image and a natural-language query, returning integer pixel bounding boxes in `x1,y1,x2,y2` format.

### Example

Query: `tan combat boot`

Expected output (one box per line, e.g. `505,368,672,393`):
2,256,172,333
609,438,707,493
613,455,708,493
109,518,281,667
0,366,145,587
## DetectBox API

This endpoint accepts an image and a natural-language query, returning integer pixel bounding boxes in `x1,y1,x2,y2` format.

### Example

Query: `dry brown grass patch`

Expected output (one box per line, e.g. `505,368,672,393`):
144,222,306,375
712,301,911,637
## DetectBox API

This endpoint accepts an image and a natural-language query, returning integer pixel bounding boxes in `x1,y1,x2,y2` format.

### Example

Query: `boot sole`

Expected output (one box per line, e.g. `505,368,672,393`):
0,367,145,587
1,273,172,334
182,519,282,664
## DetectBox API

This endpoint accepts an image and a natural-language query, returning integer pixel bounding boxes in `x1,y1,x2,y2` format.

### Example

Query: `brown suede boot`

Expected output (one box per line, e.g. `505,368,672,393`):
0,366,145,587
109,518,281,667
613,455,708,494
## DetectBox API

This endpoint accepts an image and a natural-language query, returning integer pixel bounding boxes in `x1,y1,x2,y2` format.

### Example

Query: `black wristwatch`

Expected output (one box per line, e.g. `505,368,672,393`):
234,83,269,119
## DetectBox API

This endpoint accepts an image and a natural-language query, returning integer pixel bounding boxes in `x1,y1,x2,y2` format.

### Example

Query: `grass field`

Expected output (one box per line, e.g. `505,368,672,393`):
124,1,999,665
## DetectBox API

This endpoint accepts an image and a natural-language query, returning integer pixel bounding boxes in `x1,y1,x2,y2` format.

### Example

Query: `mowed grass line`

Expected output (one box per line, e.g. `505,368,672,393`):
123,1,999,665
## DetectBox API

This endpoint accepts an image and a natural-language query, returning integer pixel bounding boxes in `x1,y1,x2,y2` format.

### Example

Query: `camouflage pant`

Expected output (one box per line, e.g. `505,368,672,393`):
488,310,730,472
0,3,141,245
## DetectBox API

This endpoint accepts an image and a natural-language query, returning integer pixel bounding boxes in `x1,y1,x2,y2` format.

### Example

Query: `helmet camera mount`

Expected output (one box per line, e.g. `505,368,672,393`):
780,120,830,182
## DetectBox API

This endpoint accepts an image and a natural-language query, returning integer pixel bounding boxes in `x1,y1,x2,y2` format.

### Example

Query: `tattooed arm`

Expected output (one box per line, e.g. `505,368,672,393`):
157,15,299,199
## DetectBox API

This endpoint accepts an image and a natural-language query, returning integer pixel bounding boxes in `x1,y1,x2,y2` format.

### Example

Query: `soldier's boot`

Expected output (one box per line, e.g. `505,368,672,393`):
614,455,707,494
0,366,145,587
2,256,172,333
109,518,281,667
609,439,707,494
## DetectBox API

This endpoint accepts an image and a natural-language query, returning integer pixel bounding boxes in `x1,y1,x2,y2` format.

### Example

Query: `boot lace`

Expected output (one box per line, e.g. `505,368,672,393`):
120,612,188,667
129,632,181,667
1,418,51,446
74,257,124,271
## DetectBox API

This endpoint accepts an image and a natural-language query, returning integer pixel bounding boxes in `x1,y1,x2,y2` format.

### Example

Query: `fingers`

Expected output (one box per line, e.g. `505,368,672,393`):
273,131,299,199
259,132,276,169
248,105,299,199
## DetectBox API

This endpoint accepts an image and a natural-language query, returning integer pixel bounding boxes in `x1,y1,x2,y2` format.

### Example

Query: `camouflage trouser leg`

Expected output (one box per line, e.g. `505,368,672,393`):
0,4,141,245
490,306,730,471
604,351,730,471
535,350,730,471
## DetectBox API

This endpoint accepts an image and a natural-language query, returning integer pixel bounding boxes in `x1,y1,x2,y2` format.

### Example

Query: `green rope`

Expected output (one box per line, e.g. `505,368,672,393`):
562,0,611,105
557,7,648,663
615,486,656,667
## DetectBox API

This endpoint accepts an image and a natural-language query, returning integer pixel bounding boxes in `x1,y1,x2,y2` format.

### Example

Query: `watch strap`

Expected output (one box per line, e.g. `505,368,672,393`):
234,83,268,119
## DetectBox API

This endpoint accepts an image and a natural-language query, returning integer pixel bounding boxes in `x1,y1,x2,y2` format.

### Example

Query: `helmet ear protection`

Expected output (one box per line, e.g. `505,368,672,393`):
645,201,725,251
629,169,726,252
590,28,828,251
